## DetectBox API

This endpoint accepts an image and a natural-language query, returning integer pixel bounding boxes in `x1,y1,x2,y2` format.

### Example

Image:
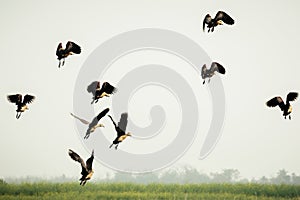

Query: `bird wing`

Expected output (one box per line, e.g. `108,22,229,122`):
215,11,234,25
7,94,22,105
101,82,117,94
118,113,128,133
56,43,63,57
85,150,94,171
70,113,90,125
68,149,87,174
211,62,226,74
87,81,100,96
96,108,110,121
23,94,35,104
203,14,212,31
286,92,298,103
266,96,285,111
65,41,81,54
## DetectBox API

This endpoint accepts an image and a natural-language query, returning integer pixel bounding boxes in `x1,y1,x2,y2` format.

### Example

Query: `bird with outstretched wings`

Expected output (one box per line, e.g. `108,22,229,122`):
87,81,117,104
70,108,110,139
201,62,226,84
7,94,35,119
68,149,94,186
203,11,234,33
266,92,298,120
56,41,81,68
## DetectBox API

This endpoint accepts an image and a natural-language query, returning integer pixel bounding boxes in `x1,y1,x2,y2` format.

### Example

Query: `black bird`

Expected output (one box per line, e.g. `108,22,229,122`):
201,62,226,84
203,11,234,33
266,92,298,120
108,113,132,150
87,81,117,104
68,149,94,186
7,94,35,119
70,108,110,139
56,41,81,68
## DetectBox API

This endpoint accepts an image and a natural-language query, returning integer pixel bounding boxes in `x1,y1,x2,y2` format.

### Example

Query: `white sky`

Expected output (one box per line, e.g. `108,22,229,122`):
0,0,300,180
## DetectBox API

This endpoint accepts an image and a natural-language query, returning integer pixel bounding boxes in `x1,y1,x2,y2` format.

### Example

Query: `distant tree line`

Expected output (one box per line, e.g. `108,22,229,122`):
3,168,300,185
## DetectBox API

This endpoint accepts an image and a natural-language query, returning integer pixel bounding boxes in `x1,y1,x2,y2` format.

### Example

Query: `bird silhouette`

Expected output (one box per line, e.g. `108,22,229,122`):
203,11,234,33
70,108,109,139
7,94,35,119
201,62,226,84
266,92,298,120
108,113,132,150
87,81,117,104
68,149,94,186
56,41,81,68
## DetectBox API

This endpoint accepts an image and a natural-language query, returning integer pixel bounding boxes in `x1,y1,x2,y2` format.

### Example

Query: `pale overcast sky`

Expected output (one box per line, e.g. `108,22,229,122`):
1,0,300,180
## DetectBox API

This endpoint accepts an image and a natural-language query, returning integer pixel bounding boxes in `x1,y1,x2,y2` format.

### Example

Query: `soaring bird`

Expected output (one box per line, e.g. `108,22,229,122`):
56,41,81,68
266,92,298,120
7,94,35,119
87,81,117,104
201,62,226,84
203,11,234,33
68,149,94,186
70,108,110,139
108,113,132,150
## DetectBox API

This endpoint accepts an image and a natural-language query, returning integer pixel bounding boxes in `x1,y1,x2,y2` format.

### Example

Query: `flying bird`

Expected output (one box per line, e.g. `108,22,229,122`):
70,108,110,139
87,81,117,104
266,92,298,120
7,94,35,119
203,11,234,33
201,62,226,84
56,41,81,68
108,113,132,150
68,149,94,186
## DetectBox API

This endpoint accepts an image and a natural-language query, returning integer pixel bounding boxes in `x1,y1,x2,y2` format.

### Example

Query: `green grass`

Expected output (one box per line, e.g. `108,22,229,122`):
1,182,300,200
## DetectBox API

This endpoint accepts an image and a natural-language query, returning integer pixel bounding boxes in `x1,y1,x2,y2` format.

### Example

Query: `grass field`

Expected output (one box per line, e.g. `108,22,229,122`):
1,182,300,200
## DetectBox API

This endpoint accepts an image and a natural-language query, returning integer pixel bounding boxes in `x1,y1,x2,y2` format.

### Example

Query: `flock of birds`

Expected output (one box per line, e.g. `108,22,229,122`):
6,11,298,186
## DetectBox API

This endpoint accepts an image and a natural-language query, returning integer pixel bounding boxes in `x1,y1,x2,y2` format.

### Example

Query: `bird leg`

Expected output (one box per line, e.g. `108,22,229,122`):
289,115,291,120
109,144,114,148
203,80,205,84
62,59,65,66
16,112,21,119
58,61,61,68
208,78,211,83
115,144,119,150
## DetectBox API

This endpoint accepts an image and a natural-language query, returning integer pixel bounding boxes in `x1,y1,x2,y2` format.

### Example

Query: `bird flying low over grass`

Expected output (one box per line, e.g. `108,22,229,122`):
266,92,298,120
201,62,226,84
56,41,81,68
203,11,234,33
7,94,35,119
70,108,110,139
108,113,132,150
68,149,94,186
87,81,117,104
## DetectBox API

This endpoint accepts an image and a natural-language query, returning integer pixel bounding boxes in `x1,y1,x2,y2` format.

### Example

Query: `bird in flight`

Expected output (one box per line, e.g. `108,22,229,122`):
87,81,117,104
7,94,35,119
203,11,234,33
56,41,81,68
68,149,94,186
266,92,298,120
70,108,110,139
201,62,226,84
108,113,132,150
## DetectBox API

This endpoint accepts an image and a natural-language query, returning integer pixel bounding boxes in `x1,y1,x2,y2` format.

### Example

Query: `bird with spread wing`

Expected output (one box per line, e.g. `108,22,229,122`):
68,149,94,186
108,113,132,150
87,81,117,104
7,94,35,119
203,11,234,33
56,41,81,68
266,92,298,120
70,108,109,139
201,62,226,84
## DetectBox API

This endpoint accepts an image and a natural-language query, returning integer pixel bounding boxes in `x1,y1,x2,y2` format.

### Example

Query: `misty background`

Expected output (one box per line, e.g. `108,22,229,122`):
0,0,300,182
